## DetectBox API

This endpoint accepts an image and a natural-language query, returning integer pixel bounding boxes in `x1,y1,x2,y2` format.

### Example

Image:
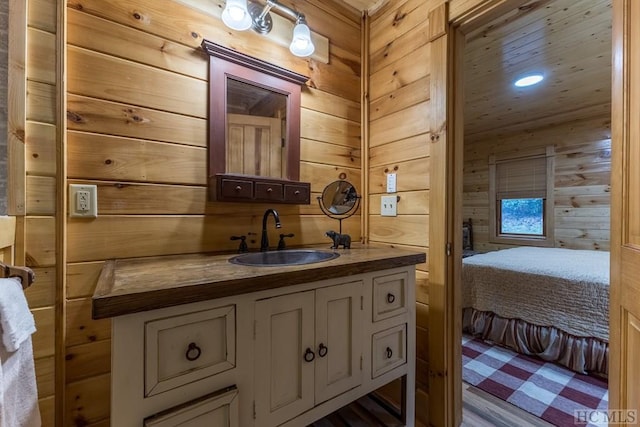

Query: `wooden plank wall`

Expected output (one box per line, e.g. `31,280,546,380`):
463,115,612,252
367,0,440,424
22,0,58,424
65,0,361,426
15,0,361,426
60,1,361,426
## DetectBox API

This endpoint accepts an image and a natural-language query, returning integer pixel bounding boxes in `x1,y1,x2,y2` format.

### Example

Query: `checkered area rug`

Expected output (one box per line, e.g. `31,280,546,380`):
462,335,609,426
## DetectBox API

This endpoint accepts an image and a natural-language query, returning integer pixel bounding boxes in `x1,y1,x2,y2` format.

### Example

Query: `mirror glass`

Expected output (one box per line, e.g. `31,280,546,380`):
226,79,288,178
322,180,358,215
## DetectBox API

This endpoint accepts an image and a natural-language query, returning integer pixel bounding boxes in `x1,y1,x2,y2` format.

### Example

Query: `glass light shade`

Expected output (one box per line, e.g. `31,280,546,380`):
289,22,315,57
221,0,252,31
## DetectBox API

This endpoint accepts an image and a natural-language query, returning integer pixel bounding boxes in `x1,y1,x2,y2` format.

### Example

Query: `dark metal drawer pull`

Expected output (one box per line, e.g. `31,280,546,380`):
186,342,201,361
304,347,315,362
318,343,328,357
386,347,393,359
387,293,396,304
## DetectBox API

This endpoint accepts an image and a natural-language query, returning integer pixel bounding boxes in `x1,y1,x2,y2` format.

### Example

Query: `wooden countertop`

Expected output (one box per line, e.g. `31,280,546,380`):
92,245,426,319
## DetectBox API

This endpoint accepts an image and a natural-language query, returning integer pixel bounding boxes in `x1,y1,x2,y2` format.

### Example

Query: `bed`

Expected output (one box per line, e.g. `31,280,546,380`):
462,246,609,376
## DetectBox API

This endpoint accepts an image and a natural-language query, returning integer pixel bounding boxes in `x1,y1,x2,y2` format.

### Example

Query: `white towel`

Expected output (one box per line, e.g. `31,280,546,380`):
0,278,36,353
0,339,41,427
0,278,41,427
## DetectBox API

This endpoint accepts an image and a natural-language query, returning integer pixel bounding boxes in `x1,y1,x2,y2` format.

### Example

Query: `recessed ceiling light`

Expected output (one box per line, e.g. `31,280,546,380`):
514,74,544,87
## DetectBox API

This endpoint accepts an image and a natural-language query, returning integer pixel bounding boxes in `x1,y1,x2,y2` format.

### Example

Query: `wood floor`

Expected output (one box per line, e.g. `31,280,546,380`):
461,382,554,427
309,384,553,427
309,394,404,426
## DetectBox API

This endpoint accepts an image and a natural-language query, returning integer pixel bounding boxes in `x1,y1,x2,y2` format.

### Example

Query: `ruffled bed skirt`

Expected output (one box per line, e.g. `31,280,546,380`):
462,307,608,377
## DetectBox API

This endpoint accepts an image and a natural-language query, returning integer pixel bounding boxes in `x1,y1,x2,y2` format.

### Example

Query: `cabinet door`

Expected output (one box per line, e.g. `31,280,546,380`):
314,281,363,404
254,291,315,426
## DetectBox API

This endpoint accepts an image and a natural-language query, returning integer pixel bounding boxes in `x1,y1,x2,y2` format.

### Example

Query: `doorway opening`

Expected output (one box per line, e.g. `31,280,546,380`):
455,1,612,425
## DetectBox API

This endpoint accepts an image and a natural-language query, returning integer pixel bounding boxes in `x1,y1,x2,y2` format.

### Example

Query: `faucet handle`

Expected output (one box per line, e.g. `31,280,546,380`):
230,235,248,253
277,233,295,250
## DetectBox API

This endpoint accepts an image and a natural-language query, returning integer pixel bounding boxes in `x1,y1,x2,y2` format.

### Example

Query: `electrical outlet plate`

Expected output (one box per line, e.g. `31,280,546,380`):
381,195,397,217
69,184,98,218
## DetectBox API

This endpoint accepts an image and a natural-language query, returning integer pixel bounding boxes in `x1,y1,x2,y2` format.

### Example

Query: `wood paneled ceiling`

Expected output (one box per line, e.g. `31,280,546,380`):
464,0,612,139
338,0,386,13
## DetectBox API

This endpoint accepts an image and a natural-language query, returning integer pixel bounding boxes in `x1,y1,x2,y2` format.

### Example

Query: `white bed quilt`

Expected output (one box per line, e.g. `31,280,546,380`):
462,246,610,341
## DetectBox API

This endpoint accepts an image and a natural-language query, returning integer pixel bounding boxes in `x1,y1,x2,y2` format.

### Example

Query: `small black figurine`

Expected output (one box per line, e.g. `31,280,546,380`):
325,230,351,249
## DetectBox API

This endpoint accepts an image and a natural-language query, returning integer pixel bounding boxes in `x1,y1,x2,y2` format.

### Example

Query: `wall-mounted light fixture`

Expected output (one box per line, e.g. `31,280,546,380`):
221,0,315,57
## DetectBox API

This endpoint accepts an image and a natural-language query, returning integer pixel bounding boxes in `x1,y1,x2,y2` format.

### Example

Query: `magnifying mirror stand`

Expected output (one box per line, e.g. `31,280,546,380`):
317,195,361,235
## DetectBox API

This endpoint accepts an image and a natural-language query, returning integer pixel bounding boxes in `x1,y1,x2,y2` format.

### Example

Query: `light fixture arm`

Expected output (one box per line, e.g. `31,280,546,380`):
265,0,304,23
249,0,307,34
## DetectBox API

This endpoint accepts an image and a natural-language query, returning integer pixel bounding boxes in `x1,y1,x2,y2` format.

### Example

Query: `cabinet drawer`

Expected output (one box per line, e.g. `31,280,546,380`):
255,181,284,201
145,305,236,397
371,324,407,378
284,183,310,203
219,178,253,199
372,272,408,322
144,386,238,427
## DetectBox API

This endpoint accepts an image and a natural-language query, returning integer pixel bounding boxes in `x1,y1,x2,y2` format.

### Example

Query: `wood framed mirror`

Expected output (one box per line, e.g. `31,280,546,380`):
202,40,311,203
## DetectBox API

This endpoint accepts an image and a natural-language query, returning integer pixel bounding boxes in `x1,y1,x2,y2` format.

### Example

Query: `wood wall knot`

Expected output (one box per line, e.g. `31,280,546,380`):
392,11,407,26
105,159,113,165
67,110,85,124
12,128,25,143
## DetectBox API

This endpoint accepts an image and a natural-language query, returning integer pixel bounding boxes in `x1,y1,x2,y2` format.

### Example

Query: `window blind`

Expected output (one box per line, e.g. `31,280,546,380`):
495,156,547,199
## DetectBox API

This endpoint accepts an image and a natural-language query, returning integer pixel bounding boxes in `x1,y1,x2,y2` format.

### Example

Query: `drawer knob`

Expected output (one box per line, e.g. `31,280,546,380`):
185,342,202,362
266,187,273,193
303,347,315,362
294,190,300,195
235,185,242,192
387,293,396,304
318,343,328,358
386,347,393,359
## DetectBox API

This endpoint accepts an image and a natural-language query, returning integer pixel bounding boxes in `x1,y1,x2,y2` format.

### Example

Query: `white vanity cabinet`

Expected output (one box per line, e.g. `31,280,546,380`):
108,263,417,427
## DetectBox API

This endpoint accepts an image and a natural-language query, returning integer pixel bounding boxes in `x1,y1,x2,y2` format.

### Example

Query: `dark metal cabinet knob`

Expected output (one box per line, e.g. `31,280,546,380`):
186,342,202,361
304,347,315,362
386,347,393,359
387,293,396,304
318,343,328,357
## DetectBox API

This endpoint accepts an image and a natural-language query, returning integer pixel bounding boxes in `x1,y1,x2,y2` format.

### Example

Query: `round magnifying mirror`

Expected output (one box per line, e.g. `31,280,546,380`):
321,180,358,215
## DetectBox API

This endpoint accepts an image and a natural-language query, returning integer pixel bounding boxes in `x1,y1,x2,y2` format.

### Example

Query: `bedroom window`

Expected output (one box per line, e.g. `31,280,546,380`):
489,147,555,246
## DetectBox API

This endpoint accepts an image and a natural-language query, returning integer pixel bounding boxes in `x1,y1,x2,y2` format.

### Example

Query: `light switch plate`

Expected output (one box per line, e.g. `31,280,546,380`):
69,184,98,218
381,195,397,217
386,173,397,193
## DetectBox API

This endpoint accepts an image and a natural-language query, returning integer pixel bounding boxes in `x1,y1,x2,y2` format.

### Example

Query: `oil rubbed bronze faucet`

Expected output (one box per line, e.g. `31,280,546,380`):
260,209,281,251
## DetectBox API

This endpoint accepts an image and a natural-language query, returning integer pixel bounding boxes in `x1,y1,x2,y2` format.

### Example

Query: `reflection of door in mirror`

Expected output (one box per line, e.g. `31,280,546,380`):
226,78,287,178
227,114,283,177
